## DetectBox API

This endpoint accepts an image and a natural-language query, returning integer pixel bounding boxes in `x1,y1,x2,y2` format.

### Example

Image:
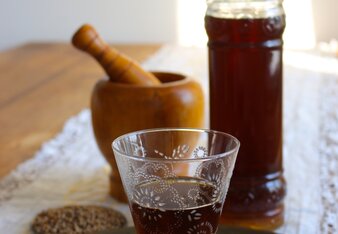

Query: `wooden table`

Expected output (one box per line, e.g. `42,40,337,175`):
1,43,337,233
0,43,161,179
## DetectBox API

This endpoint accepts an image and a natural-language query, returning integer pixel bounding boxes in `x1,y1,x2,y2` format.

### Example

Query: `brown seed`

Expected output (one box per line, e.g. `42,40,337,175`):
31,205,127,234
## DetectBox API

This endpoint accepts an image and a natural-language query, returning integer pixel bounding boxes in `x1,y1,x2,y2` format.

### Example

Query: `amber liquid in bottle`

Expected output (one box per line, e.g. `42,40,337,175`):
205,15,286,230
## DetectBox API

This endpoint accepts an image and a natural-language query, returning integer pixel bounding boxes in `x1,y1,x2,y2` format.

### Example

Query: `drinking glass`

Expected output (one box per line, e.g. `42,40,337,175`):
112,128,240,234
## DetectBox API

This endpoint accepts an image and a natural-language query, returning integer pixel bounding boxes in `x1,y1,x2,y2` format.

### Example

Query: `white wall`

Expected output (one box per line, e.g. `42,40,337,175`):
1,0,337,52
312,0,338,42
0,0,178,51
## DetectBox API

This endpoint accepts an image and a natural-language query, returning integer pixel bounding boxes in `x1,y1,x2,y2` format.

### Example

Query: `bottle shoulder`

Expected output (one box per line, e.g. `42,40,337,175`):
205,14,285,45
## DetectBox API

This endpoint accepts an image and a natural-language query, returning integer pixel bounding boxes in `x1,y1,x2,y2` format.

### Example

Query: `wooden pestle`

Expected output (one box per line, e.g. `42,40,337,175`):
72,24,161,85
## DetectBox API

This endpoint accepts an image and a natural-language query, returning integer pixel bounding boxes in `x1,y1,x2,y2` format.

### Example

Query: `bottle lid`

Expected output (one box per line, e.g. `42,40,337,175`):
206,0,284,19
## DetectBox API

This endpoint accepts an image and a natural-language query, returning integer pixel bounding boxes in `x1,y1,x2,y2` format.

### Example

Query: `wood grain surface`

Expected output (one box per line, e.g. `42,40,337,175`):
0,43,161,179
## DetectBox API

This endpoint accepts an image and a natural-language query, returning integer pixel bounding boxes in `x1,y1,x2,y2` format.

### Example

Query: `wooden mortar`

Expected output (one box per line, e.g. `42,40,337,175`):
91,72,204,202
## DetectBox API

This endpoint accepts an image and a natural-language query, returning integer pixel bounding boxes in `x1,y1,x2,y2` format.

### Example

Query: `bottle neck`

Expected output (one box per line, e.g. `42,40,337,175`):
206,0,284,19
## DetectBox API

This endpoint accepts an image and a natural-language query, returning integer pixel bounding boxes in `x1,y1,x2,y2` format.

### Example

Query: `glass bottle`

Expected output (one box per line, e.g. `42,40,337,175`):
205,0,286,230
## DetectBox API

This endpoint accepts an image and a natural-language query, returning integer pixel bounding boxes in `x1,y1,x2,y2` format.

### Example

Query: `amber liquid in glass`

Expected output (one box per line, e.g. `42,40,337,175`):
205,15,286,230
131,178,221,234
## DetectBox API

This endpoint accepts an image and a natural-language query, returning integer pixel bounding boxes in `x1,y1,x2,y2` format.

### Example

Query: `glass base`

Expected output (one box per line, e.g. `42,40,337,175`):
220,205,284,231
98,225,276,234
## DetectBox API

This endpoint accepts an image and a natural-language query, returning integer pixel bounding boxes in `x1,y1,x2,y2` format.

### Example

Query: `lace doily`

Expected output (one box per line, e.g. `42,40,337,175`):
319,76,338,234
280,56,338,234
0,46,337,234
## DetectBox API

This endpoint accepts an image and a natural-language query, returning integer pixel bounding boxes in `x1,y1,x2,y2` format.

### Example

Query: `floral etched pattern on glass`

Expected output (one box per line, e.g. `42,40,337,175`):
113,129,239,234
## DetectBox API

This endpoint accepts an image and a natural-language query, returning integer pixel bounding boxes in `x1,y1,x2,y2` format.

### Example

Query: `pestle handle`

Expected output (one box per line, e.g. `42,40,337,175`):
72,24,161,85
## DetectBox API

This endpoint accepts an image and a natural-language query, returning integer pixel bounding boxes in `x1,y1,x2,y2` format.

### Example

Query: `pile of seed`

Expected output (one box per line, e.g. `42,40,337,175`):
31,205,127,234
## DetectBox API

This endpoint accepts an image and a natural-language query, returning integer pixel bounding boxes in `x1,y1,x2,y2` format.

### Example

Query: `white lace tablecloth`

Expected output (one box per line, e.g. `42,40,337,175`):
0,45,337,234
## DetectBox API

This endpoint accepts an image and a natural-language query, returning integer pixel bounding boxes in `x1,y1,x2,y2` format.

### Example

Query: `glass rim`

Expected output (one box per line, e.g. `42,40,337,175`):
112,128,240,162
